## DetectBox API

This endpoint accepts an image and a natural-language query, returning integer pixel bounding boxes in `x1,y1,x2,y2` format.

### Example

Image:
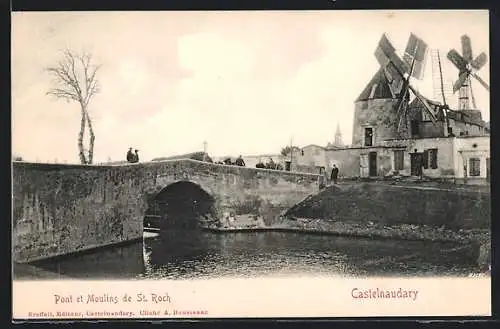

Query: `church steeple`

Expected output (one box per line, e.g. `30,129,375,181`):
334,123,344,147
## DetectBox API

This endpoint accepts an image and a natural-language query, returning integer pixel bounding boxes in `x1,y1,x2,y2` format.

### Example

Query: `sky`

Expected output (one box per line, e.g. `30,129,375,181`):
11,10,490,163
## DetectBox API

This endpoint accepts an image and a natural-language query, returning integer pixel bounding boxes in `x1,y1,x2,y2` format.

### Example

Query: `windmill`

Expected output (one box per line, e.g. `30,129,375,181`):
447,35,489,112
374,33,439,135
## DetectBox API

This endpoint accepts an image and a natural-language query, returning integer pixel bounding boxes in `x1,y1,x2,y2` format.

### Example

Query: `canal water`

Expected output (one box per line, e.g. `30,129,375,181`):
22,229,480,280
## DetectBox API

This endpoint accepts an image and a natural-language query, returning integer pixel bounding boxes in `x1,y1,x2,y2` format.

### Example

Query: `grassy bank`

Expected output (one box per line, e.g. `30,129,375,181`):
285,183,490,231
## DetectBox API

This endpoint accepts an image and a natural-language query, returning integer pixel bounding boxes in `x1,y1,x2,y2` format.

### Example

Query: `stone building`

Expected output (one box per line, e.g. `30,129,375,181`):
291,144,327,174
323,66,490,185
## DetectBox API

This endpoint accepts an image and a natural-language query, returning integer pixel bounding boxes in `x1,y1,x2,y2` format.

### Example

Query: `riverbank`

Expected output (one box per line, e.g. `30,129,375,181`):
204,217,489,245
204,182,491,268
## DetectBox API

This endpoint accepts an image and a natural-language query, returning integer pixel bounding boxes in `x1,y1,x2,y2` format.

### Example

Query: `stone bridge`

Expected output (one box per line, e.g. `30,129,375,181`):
12,159,321,263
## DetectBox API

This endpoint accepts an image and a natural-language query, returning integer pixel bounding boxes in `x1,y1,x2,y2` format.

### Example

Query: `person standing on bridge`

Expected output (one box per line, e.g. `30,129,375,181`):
126,147,134,163
330,164,339,184
235,155,245,167
132,149,140,163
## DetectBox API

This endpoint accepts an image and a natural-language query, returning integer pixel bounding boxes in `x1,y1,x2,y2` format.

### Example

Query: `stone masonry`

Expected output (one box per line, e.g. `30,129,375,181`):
12,159,320,263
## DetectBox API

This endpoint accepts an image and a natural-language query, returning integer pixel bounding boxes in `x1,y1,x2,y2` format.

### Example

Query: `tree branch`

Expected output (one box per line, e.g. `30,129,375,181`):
64,50,83,98
45,48,101,165
46,88,80,102
83,65,101,106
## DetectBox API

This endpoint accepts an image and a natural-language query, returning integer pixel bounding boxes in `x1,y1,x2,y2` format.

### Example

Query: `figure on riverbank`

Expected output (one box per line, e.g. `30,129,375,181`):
331,164,339,184
126,147,134,163
235,155,245,167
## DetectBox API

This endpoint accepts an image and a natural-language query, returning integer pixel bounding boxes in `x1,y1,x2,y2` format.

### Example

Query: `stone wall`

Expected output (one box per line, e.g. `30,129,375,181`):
13,163,150,263
326,148,362,178
325,147,394,178
402,137,456,178
13,160,320,263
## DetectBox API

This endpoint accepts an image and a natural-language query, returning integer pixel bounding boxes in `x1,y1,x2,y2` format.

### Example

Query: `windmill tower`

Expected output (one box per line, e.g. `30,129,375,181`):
352,33,442,147
447,35,489,122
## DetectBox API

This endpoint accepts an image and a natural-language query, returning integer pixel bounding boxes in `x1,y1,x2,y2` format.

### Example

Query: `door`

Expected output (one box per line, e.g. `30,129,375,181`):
410,153,423,176
360,154,369,177
369,152,377,177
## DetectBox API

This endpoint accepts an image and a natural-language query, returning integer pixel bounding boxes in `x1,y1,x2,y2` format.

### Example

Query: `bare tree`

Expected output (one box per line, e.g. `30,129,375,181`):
46,49,101,164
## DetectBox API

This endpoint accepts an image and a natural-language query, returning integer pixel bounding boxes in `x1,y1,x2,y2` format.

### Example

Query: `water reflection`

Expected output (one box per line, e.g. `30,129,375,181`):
31,240,146,279
22,229,480,280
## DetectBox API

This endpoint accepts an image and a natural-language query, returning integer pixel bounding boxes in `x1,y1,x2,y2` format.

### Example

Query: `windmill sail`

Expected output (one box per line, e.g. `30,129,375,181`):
461,35,473,62
447,34,489,111
375,34,408,95
471,52,487,70
374,33,438,128
375,34,410,76
402,33,428,80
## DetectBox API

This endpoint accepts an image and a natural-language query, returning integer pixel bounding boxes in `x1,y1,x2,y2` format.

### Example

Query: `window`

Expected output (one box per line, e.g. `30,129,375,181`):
422,148,438,169
428,149,438,169
364,128,373,147
422,150,429,169
394,150,404,171
301,150,304,156
469,158,481,177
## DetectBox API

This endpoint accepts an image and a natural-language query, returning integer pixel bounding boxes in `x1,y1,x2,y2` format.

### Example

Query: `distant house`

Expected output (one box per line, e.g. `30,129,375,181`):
280,144,326,174
291,144,326,174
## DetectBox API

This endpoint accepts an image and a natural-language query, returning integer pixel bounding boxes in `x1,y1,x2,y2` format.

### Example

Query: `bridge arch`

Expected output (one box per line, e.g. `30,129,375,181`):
144,181,219,230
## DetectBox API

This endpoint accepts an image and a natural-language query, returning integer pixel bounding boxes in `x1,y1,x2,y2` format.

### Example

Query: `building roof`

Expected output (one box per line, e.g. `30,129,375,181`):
356,68,394,102
409,97,486,127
